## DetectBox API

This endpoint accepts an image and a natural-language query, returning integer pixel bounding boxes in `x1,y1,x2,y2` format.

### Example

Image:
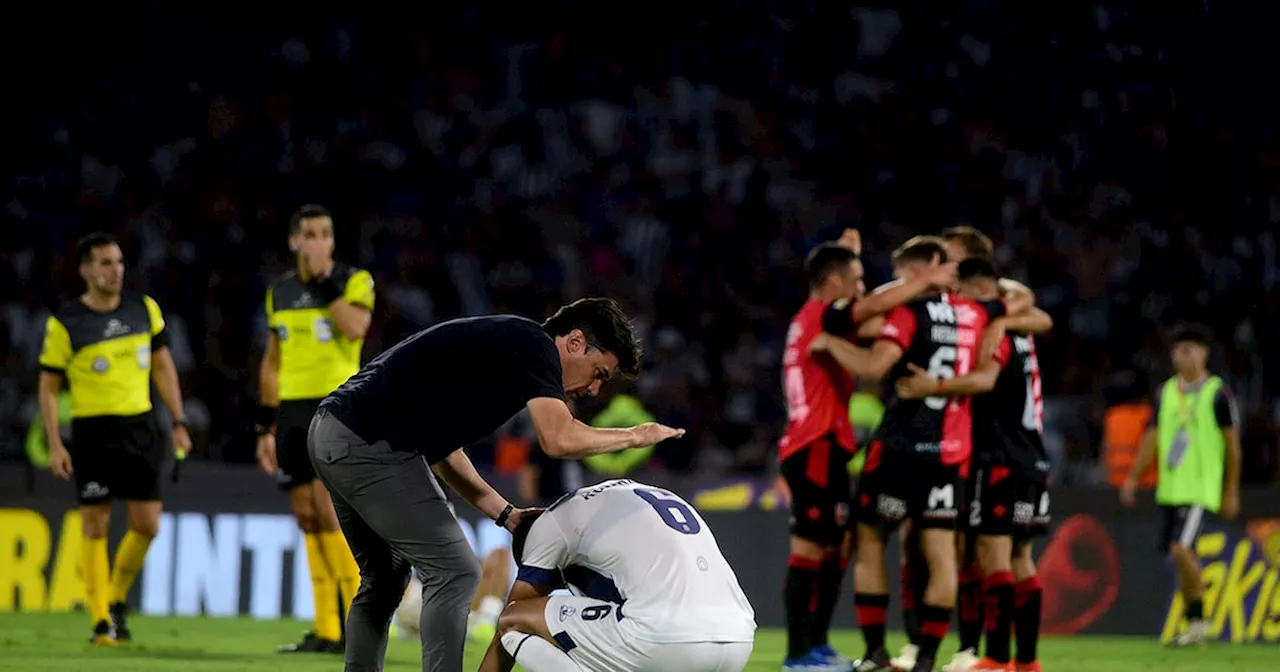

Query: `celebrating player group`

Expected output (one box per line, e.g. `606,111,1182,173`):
779,227,1054,672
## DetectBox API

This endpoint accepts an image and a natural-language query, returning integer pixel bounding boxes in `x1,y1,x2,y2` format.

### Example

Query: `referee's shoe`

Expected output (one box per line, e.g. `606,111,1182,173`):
278,631,344,654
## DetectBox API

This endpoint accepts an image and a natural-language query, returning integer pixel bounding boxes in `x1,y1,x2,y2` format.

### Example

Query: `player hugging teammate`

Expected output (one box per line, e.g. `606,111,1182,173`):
778,230,957,672
789,230,1054,672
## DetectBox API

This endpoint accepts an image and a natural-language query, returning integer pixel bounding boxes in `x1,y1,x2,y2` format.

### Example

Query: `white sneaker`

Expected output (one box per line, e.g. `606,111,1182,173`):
889,644,918,671
1171,619,1209,647
942,648,981,672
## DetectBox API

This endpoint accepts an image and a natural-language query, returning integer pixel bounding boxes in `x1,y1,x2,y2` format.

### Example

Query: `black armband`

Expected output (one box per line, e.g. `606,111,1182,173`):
821,298,856,336
312,275,344,304
255,405,277,436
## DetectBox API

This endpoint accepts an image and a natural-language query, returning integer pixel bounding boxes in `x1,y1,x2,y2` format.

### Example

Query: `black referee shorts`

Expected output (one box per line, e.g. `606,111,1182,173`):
69,412,163,505
1159,504,1209,555
276,398,323,490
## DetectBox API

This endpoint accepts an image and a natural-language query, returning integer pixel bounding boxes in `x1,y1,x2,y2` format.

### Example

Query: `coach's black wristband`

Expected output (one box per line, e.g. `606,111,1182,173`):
495,504,515,528
254,405,277,436
312,275,344,304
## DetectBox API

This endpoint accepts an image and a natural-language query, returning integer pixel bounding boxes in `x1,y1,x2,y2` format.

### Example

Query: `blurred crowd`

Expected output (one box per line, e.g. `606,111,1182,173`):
3,2,1279,484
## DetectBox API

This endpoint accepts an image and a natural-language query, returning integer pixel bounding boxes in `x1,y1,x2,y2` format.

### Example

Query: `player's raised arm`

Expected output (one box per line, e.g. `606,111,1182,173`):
1001,307,1053,334
526,397,683,457
852,261,958,324
997,277,1037,307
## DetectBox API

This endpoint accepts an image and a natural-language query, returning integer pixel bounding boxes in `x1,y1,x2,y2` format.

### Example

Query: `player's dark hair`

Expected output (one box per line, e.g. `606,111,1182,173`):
75,232,120,264
804,243,858,289
510,510,544,565
891,235,948,267
290,203,332,234
941,225,995,260
1170,323,1213,348
543,298,643,377
957,258,998,282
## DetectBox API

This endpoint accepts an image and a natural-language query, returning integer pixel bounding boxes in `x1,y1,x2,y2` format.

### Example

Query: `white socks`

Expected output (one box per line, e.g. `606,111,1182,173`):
500,631,583,672
476,595,505,625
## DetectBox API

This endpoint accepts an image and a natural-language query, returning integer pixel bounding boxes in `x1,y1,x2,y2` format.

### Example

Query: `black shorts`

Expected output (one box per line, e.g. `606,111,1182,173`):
68,413,162,505
781,435,853,544
1159,504,1209,554
967,463,1050,540
854,440,964,533
276,398,323,490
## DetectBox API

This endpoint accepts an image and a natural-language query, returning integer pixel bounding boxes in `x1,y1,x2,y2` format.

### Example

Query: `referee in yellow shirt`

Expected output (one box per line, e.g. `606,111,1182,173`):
255,204,374,654
38,232,192,646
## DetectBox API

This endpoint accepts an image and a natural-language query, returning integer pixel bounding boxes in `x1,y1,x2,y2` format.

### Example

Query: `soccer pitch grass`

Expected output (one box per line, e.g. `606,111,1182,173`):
1,612,1274,671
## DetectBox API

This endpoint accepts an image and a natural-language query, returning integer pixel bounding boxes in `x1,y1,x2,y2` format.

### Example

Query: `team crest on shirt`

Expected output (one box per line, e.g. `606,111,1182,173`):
92,356,110,373
136,344,151,369
276,325,289,340
558,605,577,622
314,318,334,342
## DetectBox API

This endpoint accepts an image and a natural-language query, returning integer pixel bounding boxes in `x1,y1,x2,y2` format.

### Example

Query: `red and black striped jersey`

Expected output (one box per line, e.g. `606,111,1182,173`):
973,332,1049,475
873,295,1006,466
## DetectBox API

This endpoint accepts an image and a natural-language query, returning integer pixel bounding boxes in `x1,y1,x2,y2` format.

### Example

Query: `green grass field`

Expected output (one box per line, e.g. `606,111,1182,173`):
0,612,1273,671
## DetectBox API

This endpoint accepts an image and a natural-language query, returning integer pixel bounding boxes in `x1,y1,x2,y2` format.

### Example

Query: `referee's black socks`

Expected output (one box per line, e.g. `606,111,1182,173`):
784,554,821,658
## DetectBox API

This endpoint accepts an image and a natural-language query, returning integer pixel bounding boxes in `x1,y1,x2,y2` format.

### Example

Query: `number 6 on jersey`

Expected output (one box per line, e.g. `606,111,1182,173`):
635,488,702,535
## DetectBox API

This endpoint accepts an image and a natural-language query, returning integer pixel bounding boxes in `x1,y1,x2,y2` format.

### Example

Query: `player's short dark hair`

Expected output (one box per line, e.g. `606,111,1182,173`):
804,243,858,289
543,298,642,377
957,257,998,282
510,510,544,565
290,204,332,234
941,226,995,260
891,236,948,267
75,232,120,264
1171,323,1213,348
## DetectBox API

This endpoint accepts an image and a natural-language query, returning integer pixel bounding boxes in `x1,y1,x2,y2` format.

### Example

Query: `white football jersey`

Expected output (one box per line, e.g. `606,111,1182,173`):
516,479,756,643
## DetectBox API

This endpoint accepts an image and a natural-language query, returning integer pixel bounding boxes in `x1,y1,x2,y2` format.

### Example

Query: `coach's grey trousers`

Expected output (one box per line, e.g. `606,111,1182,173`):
308,409,481,672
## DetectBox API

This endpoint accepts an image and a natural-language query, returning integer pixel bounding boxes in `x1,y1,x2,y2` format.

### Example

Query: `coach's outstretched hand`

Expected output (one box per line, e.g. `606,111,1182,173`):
632,422,686,447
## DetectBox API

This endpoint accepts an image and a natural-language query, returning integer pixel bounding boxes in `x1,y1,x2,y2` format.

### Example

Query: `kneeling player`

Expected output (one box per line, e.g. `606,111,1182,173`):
897,258,1051,672
478,479,757,672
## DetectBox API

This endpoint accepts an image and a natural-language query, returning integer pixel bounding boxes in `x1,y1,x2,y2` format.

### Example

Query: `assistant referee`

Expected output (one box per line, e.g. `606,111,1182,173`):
256,204,375,654
38,232,191,646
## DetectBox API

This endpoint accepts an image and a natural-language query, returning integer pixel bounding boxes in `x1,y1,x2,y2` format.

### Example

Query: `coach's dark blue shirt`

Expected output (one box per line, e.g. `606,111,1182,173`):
321,315,566,463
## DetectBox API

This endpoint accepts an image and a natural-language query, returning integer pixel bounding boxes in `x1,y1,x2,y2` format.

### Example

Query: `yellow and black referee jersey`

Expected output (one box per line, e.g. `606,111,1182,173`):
39,294,168,419
266,264,376,401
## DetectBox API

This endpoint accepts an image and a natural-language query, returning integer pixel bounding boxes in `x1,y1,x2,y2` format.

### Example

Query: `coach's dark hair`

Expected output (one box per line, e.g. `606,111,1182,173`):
543,298,643,377
891,235,948,267
75,232,120,264
804,243,858,289
941,225,995,261
1170,323,1213,348
957,258,998,283
290,204,332,234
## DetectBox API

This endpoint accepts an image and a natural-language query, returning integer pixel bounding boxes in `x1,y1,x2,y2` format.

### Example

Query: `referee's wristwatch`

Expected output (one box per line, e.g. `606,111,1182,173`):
254,405,277,436
172,418,189,430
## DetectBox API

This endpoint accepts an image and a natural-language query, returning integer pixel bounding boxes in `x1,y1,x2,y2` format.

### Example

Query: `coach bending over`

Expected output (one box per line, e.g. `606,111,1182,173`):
308,298,684,672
